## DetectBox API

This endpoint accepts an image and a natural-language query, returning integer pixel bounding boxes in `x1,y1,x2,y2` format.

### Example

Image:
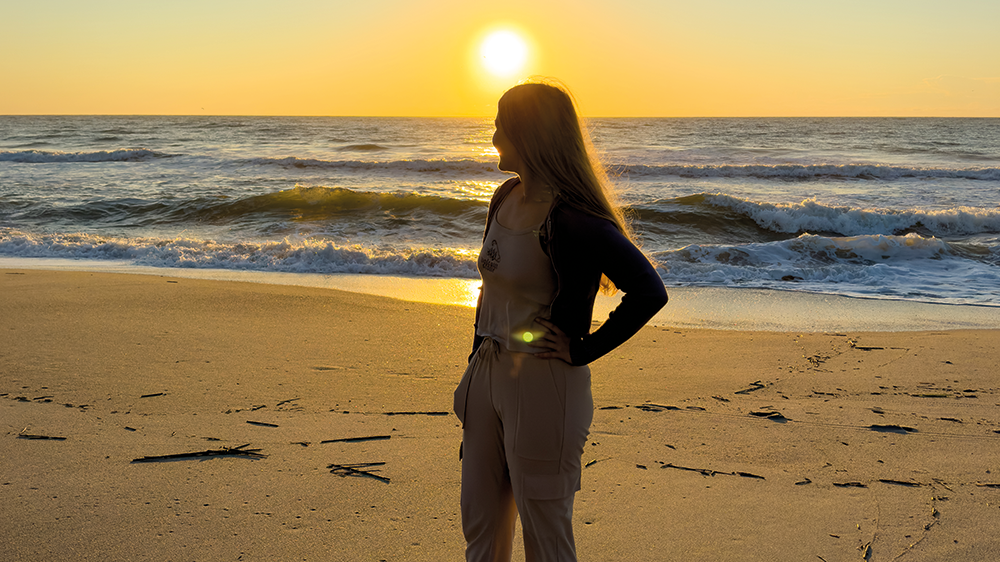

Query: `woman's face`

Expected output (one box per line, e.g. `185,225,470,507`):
492,117,521,174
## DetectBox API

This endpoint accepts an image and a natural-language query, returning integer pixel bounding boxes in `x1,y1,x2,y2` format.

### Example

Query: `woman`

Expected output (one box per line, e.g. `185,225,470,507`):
454,79,668,562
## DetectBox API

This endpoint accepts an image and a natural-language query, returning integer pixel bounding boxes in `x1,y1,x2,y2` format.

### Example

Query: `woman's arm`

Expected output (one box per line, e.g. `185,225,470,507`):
542,209,668,365
573,227,667,365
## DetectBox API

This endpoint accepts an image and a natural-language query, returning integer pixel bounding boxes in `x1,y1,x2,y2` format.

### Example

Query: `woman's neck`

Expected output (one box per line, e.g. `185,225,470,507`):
516,172,553,204
494,173,554,231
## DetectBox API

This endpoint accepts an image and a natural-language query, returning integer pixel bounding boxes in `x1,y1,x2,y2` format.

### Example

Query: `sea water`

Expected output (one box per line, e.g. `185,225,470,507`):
1,116,998,313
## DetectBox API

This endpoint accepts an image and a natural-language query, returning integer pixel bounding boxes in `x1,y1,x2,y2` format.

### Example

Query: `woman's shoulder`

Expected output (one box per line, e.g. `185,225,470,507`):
550,199,619,236
483,177,521,234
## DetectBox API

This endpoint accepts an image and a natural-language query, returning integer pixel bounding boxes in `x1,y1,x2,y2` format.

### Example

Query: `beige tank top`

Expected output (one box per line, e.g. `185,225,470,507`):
476,215,557,353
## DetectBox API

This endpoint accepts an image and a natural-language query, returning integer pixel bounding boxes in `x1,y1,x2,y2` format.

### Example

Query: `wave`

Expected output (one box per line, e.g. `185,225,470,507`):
0,229,481,278
245,156,501,176
0,148,174,163
9,147,994,182
1,186,489,234
617,163,1000,181
648,193,1000,238
11,141,53,149
218,185,486,217
4,226,996,306
661,232,955,268
653,232,1000,305
182,186,488,230
336,144,388,152
6,185,998,251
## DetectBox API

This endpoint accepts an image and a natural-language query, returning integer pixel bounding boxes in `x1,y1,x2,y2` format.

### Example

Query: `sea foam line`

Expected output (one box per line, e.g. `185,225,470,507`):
620,163,1000,181
0,229,481,278
698,193,1000,236
652,233,1000,305
0,148,173,163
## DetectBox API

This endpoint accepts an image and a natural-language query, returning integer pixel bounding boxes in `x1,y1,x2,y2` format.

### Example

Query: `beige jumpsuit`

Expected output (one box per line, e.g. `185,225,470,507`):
454,217,594,562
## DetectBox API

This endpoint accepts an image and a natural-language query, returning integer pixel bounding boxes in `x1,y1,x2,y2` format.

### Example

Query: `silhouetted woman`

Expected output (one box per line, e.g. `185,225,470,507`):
454,79,668,562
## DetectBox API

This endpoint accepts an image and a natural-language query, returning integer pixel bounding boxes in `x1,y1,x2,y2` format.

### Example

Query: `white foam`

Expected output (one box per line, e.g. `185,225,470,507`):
623,163,1000,181
655,233,1000,305
703,193,1000,236
0,229,480,278
0,148,171,163
4,227,996,306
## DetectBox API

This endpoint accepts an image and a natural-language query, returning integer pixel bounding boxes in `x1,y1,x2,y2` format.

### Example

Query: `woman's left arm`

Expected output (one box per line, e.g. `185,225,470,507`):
531,211,668,364
572,221,667,364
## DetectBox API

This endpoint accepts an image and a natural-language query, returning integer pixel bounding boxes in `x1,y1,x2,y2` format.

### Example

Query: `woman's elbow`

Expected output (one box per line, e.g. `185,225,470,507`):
654,287,668,310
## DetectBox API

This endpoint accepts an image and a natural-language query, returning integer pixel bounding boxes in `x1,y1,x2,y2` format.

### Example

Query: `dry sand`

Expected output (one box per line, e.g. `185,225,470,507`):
2,269,1000,561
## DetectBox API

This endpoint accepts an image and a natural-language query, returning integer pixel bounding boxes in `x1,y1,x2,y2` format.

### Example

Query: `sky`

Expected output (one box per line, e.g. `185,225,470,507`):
2,0,998,117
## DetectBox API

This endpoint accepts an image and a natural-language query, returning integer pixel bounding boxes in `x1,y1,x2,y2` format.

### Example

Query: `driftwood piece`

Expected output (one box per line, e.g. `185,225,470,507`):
749,411,789,422
661,463,765,480
328,462,390,483
634,403,681,412
246,421,278,428
17,434,67,440
131,443,266,463
321,435,391,444
383,411,449,416
879,478,923,487
869,424,917,434
735,381,767,395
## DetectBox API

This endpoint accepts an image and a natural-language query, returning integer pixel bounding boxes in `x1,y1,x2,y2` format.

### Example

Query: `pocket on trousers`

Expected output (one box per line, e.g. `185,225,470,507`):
514,357,566,462
453,359,477,425
521,471,580,500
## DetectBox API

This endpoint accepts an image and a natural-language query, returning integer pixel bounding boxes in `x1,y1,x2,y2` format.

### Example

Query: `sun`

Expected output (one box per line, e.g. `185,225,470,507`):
480,30,528,78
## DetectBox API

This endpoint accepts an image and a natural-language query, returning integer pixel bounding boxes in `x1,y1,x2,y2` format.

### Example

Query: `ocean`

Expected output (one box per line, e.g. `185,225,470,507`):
2,116,999,311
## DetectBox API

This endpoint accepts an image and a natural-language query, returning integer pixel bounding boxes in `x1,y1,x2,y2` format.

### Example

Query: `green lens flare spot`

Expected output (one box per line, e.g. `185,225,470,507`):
522,331,534,343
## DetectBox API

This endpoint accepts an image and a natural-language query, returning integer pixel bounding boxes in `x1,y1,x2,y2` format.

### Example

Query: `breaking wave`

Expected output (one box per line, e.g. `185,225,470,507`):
0,148,174,163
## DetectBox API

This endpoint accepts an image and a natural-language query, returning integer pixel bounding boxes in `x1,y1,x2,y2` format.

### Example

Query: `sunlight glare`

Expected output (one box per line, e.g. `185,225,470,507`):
480,30,528,77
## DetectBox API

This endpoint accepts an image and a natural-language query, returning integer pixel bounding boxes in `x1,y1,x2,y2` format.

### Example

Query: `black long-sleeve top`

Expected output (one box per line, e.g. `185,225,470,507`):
472,178,668,366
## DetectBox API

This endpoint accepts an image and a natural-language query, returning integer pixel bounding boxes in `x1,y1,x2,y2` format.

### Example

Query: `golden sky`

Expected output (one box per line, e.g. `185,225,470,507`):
2,0,998,116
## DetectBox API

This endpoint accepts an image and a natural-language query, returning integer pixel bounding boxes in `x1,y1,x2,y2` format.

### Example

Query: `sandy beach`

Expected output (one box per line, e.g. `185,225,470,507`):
3,269,1000,561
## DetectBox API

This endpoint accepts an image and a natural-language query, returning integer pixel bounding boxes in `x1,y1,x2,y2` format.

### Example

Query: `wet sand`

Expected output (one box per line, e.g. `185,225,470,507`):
3,269,1000,561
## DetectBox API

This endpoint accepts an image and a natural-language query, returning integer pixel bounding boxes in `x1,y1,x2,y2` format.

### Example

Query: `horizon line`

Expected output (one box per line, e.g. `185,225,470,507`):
3,114,999,119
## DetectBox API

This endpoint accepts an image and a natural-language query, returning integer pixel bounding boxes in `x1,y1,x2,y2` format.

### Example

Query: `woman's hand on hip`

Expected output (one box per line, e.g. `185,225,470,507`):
529,317,573,364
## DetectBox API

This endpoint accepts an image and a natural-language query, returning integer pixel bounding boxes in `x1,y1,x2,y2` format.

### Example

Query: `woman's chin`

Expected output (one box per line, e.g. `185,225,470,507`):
496,160,516,174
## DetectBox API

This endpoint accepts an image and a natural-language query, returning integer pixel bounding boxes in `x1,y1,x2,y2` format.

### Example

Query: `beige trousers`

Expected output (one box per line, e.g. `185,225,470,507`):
454,338,593,562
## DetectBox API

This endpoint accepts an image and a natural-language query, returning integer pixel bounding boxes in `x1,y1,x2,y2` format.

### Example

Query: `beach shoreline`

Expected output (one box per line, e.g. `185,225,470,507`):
3,257,999,333
3,269,1000,561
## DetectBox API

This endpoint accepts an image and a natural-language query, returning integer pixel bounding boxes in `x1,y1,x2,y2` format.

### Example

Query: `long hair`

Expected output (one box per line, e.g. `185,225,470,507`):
497,78,634,292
